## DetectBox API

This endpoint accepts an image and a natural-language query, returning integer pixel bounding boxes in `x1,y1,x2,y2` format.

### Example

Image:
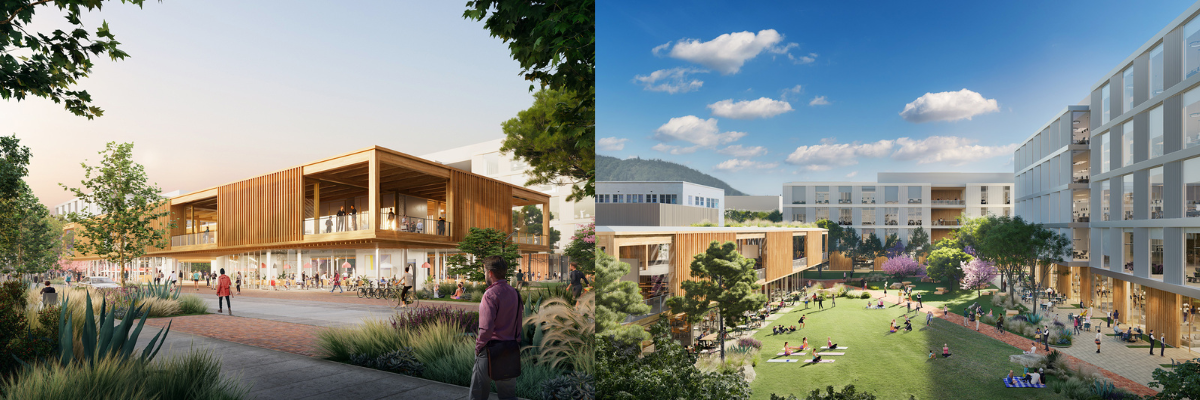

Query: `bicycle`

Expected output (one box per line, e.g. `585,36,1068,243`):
357,282,372,298
393,285,419,309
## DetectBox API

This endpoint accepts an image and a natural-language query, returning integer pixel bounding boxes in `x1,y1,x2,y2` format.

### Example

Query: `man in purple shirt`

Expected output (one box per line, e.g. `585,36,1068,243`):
469,256,522,400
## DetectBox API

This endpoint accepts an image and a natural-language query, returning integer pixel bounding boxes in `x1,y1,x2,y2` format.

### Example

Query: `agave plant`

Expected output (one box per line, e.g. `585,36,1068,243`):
1092,379,1114,399
524,291,595,375
142,279,182,301
53,292,172,367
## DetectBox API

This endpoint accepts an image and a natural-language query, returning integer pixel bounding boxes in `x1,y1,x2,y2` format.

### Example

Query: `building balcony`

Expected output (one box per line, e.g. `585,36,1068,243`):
514,232,545,245
305,214,372,235
837,220,853,225
931,219,961,227
171,231,217,247
623,294,668,323
838,200,853,204
931,200,964,206
907,199,923,204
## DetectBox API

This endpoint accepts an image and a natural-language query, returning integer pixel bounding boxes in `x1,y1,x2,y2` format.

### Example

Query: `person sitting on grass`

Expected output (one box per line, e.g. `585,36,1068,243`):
773,326,780,335
789,325,796,332
942,343,951,357
826,337,838,349
810,347,822,363
889,319,897,333
451,282,464,300
801,337,809,351
782,341,802,356
904,319,913,332
878,299,884,308
928,349,935,360
1024,342,1037,355
1024,369,1042,385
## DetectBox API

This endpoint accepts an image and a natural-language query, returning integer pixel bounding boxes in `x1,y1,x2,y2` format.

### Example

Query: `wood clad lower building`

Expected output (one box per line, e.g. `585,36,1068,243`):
218,167,304,247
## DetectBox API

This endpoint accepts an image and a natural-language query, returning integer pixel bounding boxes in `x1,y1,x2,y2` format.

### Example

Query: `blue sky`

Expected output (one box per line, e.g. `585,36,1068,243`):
598,0,1196,195
3,1,531,206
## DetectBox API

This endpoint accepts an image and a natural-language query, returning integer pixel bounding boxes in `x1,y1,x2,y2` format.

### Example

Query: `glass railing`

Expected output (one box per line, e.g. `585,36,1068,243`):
756,268,765,282
931,220,961,226
623,295,668,323
1072,214,1090,223
380,215,449,236
907,199,923,204
792,258,807,269
304,214,371,235
931,200,964,205
514,233,544,245
171,231,217,247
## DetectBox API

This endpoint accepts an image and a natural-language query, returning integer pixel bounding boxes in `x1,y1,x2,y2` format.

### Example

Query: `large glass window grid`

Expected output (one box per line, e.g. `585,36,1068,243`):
1150,228,1164,279
861,208,875,225
1123,174,1134,221
1187,18,1200,80
908,208,922,225
838,208,852,225
1073,111,1091,144
1187,229,1200,288
1122,121,1134,167
1150,43,1165,98
1186,86,1200,149
1101,180,1111,221
907,186,922,204
1150,106,1164,158
1100,132,1110,173
816,186,830,204
838,186,852,204
1188,157,1200,217
1124,67,1135,113
1073,151,1091,183
815,207,829,221
1129,283,1147,332
1093,275,1113,315
884,186,898,204
791,186,806,204
861,186,876,204
1102,84,1111,124
1183,296,1199,353
1074,190,1091,222
1124,230,1135,273
1073,228,1090,261
884,208,898,225
1151,167,1164,219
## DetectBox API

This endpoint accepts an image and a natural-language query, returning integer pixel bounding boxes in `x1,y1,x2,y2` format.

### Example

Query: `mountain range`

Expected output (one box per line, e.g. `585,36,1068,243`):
596,155,749,196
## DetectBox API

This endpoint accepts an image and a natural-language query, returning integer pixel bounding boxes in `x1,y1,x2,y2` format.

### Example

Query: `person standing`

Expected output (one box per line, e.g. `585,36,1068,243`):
1095,327,1102,353
515,269,524,289
997,315,1005,334
1149,329,1156,355
1113,309,1120,326
1160,333,1166,357
349,205,358,231
567,262,588,298
336,206,346,232
216,268,232,315
469,256,522,400
65,274,71,287
330,273,343,293
926,310,933,326
437,216,446,236
206,272,212,288
193,271,200,291
153,271,160,285
235,272,242,295
817,295,824,310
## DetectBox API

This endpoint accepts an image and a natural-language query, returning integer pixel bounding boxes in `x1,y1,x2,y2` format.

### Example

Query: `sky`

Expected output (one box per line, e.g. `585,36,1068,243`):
3,1,534,207
597,0,1197,195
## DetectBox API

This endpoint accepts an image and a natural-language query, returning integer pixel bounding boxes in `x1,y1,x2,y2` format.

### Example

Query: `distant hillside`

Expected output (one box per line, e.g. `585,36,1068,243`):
597,155,748,196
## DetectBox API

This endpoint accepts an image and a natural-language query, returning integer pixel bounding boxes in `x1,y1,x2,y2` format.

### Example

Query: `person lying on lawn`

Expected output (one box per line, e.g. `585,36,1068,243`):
789,325,796,332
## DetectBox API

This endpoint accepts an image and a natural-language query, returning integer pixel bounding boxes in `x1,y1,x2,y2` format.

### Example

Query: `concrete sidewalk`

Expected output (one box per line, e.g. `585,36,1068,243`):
134,329,513,400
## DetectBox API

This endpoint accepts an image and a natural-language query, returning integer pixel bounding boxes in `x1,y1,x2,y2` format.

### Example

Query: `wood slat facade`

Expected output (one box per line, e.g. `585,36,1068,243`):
670,232,737,296
217,167,304,247
447,169,513,242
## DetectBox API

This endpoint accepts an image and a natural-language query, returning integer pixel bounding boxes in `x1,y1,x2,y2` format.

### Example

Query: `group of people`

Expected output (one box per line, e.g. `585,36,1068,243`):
772,325,797,335
927,343,952,360
889,317,912,333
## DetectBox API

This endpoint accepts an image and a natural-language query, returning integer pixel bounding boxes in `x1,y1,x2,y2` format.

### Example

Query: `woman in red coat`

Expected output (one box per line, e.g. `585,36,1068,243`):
216,268,232,315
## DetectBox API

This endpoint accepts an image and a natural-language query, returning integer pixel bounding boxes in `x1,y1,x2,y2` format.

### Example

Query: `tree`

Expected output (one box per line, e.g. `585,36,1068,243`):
597,319,750,400
0,183,63,276
563,222,595,275
881,255,923,281
770,385,880,400
666,241,765,362
860,233,884,270
906,227,930,259
958,215,1024,299
1146,359,1200,400
61,142,174,286
960,258,998,297
925,246,971,291
465,1,596,201
765,209,783,223
446,227,520,282
512,205,561,249
884,233,902,256
815,219,849,276
1027,223,1070,317
594,251,651,345
498,88,594,202
2,0,149,119
0,135,32,268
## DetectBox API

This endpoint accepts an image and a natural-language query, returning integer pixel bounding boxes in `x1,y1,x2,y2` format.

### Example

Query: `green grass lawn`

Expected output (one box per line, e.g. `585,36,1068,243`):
750,300,1061,400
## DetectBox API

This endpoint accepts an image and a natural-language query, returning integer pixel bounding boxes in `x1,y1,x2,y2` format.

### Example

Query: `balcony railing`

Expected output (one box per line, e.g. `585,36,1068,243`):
756,268,765,282
931,200,964,205
514,233,545,245
907,199,923,204
171,231,217,247
623,295,668,323
792,258,807,270
931,219,960,226
1072,215,1090,223
305,214,372,235
838,199,852,204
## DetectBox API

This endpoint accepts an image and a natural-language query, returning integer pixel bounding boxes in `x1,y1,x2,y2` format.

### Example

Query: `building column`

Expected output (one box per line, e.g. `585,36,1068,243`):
375,245,381,282
297,249,302,286
266,250,273,284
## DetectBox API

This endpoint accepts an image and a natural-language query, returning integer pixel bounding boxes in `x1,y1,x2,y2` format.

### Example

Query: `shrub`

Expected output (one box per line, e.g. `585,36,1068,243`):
316,319,404,361
736,337,762,349
419,335,474,387
469,290,484,301
176,295,206,315
599,320,749,400
350,348,424,376
1092,379,1114,399
135,297,181,318
437,283,458,298
0,349,247,400
540,371,595,400
860,292,872,299
391,306,479,335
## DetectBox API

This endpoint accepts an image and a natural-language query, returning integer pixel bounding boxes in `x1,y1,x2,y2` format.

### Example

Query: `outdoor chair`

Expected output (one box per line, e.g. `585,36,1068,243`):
41,292,57,309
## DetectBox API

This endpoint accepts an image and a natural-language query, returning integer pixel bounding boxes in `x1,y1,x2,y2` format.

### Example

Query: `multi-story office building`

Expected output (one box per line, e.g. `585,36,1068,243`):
783,172,1013,245
421,138,594,250
1016,2,1200,353
595,181,725,227
53,190,185,217
725,195,782,213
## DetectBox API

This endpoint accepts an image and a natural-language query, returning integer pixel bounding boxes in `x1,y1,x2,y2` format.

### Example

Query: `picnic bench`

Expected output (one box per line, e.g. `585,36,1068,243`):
934,287,948,295
1006,309,1020,317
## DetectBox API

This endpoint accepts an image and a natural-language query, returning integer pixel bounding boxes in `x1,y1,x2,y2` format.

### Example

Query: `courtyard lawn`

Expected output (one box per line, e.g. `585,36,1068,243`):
749,298,1060,400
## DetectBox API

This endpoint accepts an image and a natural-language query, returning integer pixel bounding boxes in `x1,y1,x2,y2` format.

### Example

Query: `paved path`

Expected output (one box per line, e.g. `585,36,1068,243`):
143,314,324,357
134,329,509,400
191,294,403,327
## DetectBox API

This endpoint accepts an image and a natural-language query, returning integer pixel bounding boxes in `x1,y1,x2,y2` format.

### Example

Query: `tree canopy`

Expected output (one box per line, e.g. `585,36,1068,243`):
563,222,595,275
61,141,173,285
512,204,560,249
0,182,62,275
446,227,520,282
1146,359,1200,400
925,246,971,292
666,240,765,361
499,88,594,202
594,251,651,345
2,0,150,119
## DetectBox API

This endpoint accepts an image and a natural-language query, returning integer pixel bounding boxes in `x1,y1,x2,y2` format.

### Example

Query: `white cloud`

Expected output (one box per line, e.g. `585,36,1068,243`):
809,96,829,106
651,42,672,56
785,139,895,171
653,115,746,147
899,89,999,123
717,144,768,157
781,85,803,101
845,171,858,178
663,29,795,74
714,159,779,171
890,136,1019,165
789,52,818,64
633,68,707,94
651,143,700,155
707,97,793,119
597,137,629,151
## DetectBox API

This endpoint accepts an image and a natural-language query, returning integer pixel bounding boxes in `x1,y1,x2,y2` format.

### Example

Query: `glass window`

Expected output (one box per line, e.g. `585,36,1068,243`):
908,208,922,225
1123,174,1134,220
1187,18,1200,80
884,186,898,204
815,207,829,221
1102,84,1110,124
1072,111,1090,144
1186,86,1200,149
1186,229,1200,286
1101,180,1111,221
1151,167,1164,219
1150,106,1163,158
1004,186,1011,204
510,157,526,171
1123,67,1134,112
1150,228,1164,279
838,186,852,204
981,186,989,205
1150,43,1164,97
816,186,830,204
1124,230,1134,273
1123,121,1134,166
907,186,922,204
791,186,806,204
484,153,499,175
1187,157,1200,217
885,208,898,225
861,186,876,204
1101,228,1110,269
792,208,806,223
1100,132,1110,173
861,208,875,225
838,208,852,225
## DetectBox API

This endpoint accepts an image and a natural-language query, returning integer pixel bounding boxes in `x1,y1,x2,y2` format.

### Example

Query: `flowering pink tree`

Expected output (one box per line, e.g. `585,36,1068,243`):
960,258,999,297
564,221,596,274
881,255,923,280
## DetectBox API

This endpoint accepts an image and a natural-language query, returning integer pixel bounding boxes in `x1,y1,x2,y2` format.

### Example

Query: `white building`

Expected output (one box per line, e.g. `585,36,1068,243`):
596,181,725,227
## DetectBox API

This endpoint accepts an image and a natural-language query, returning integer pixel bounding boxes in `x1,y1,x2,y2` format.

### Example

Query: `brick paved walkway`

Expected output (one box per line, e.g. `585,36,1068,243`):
862,289,1156,397
193,286,481,312
143,314,324,357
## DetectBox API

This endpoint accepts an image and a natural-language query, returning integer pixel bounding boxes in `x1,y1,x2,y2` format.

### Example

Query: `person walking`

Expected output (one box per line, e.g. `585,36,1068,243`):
216,268,232,315
817,295,824,310
65,274,71,287
1095,327,1102,353
1113,309,1120,326
469,256,522,400
205,271,212,287
192,271,200,291
330,273,343,293
916,293,923,309
1159,333,1166,357
152,271,159,285
926,310,933,326
235,272,242,295
831,293,836,307
997,315,1005,334
567,262,588,298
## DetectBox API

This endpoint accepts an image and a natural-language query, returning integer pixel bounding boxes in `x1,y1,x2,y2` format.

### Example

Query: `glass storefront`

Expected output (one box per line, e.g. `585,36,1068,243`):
1092,275,1112,316
1183,296,1199,354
